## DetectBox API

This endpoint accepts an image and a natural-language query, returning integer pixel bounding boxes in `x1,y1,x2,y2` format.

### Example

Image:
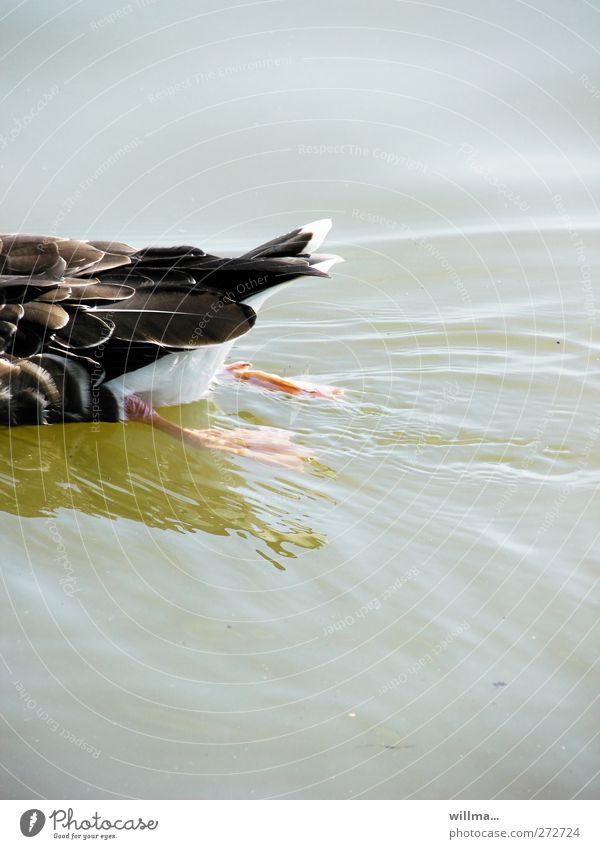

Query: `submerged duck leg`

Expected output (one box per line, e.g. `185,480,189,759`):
222,361,344,401
124,394,311,470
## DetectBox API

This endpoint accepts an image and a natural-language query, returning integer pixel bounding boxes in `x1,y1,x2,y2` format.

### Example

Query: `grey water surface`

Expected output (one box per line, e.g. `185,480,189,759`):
1,0,599,799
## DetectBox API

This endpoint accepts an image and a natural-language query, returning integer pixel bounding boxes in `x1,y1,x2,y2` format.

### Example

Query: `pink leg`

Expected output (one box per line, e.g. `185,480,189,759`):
223,361,344,400
124,395,311,470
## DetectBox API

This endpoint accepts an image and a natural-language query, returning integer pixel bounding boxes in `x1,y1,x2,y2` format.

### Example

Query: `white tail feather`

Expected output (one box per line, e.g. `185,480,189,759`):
311,253,344,274
299,219,332,253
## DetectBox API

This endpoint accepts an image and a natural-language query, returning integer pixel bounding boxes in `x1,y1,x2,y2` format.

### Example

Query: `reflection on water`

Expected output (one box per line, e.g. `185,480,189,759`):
0,409,329,565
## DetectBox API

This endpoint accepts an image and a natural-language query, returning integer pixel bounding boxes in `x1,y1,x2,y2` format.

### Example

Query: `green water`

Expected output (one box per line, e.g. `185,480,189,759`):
1,0,599,799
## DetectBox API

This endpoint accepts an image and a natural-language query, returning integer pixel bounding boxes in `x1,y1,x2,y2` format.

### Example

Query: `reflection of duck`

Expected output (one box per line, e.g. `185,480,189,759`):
0,414,329,565
0,221,343,467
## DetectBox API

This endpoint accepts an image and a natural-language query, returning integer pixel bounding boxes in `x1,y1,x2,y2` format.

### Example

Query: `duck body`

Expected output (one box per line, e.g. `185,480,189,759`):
0,220,340,425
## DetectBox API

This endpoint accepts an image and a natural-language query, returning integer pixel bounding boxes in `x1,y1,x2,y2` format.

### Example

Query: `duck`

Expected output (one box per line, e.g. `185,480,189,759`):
0,220,343,467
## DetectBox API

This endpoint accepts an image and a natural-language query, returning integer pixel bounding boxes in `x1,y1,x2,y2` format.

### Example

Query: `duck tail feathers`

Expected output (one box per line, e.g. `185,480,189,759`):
242,218,337,260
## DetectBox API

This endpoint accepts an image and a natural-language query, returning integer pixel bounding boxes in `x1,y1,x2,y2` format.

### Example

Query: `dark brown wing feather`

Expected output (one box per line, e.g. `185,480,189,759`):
95,287,255,347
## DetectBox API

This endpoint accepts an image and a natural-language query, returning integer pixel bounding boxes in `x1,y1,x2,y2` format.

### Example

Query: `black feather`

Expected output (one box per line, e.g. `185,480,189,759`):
53,311,115,349
240,224,319,258
95,287,256,346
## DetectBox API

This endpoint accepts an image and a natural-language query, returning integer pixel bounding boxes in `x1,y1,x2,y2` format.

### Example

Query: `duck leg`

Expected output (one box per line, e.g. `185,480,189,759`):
222,361,344,401
124,394,310,470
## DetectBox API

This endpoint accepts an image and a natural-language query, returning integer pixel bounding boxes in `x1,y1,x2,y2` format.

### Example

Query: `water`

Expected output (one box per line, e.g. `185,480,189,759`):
1,0,599,799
